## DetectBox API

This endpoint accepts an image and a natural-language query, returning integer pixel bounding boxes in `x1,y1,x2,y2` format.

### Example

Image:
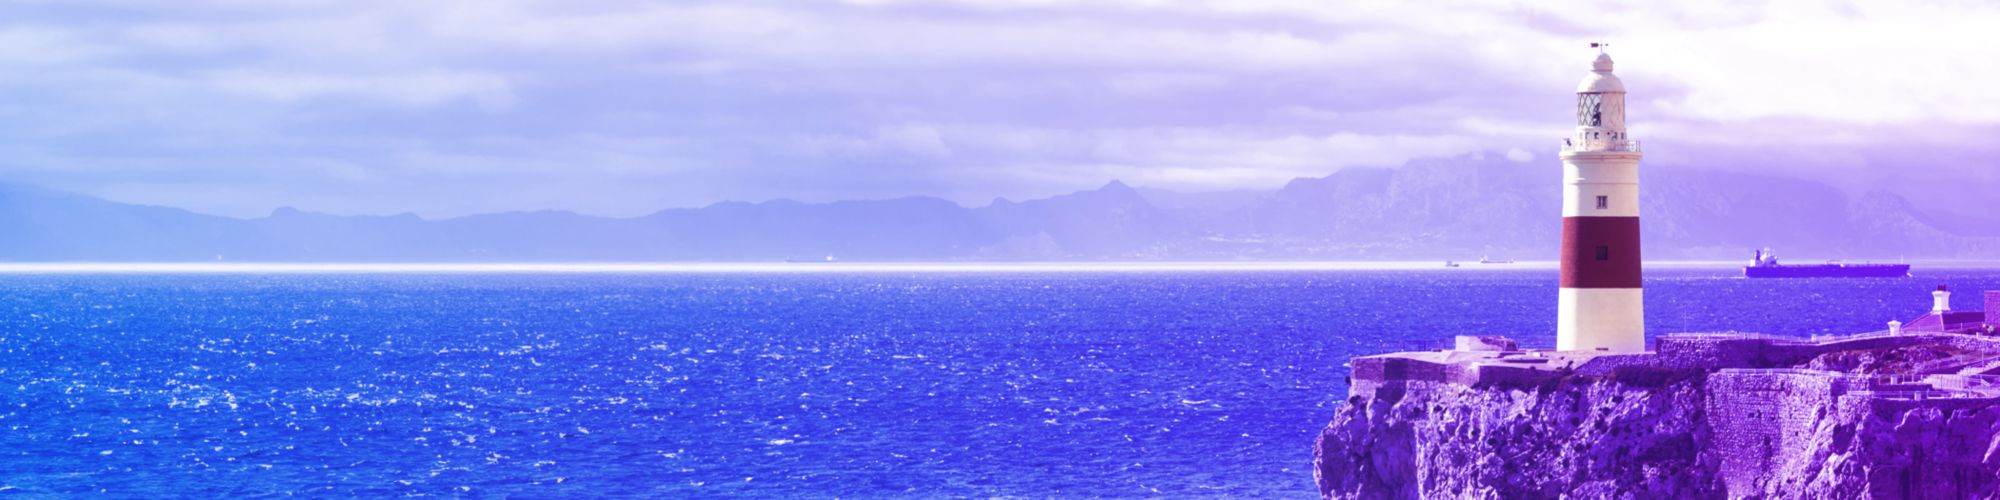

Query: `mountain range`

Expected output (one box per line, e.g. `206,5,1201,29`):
1,152,1993,262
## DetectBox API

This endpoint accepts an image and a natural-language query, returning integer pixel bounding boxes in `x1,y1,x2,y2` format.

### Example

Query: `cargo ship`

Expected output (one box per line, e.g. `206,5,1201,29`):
1743,248,1909,278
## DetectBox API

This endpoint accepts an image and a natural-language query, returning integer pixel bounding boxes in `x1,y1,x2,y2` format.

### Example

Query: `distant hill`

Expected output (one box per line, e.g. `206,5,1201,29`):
0,153,1992,261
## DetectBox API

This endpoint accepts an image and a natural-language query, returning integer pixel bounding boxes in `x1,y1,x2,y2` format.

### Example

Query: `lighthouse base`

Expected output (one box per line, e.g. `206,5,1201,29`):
1558,287,1644,351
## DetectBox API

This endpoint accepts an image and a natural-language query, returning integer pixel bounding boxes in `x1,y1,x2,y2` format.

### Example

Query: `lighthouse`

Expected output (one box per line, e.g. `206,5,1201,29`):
1557,47,1644,352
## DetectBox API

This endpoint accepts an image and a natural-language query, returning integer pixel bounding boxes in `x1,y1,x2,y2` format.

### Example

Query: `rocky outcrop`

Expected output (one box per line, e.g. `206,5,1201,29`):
1314,334,2000,499
1315,376,1722,499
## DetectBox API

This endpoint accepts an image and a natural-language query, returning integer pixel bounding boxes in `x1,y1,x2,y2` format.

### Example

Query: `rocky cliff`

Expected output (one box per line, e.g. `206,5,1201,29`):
1313,334,2000,499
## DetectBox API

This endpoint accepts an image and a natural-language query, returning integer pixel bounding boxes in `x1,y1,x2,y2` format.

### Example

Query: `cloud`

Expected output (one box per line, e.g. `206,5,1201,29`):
0,0,1994,217
202,69,516,109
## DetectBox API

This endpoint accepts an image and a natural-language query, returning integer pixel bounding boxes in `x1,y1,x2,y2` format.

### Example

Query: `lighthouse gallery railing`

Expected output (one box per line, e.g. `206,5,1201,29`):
1560,138,1641,154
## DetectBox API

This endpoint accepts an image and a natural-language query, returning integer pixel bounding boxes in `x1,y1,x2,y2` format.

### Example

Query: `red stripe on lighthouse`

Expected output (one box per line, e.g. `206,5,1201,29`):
1559,217,1641,288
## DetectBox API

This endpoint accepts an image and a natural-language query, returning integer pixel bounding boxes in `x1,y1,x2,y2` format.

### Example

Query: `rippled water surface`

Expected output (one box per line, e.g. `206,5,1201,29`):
0,268,1994,497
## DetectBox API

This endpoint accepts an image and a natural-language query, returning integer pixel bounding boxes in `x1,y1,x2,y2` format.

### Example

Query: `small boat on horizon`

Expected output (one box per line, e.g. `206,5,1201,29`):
785,255,838,264
1478,255,1514,264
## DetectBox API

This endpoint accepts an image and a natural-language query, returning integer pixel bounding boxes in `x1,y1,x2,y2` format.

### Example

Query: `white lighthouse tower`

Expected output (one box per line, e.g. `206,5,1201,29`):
1557,46,1644,352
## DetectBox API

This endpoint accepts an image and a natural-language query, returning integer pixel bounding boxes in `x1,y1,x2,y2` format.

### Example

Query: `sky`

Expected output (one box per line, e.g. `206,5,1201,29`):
2,0,1998,218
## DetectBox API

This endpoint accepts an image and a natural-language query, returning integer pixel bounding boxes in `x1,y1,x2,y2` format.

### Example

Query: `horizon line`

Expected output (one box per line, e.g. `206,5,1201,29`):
0,260,1989,274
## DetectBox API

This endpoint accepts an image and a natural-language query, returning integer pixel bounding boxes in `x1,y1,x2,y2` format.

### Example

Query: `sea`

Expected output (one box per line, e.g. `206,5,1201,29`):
0,265,1994,497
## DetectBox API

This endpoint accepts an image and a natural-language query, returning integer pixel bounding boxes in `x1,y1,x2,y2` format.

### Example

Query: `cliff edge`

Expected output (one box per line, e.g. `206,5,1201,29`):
1313,333,2000,499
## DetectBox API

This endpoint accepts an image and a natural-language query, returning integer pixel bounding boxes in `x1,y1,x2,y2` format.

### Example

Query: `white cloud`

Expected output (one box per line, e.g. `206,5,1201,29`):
0,26,116,65
0,0,1997,216
203,70,516,109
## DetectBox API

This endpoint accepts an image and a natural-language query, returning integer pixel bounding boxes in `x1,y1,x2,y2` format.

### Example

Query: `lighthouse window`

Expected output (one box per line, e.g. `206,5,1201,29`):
1595,246,1610,261
1577,93,1604,127
1596,196,1608,209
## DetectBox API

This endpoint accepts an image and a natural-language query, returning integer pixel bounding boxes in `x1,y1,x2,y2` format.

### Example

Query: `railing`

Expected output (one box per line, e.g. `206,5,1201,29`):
1715,367,1845,376
1814,324,1996,342
1668,329,1988,345
1560,138,1641,154
1926,375,2000,392
1869,373,1932,385
1809,330,1898,343
1843,390,1963,400
1664,332,1814,343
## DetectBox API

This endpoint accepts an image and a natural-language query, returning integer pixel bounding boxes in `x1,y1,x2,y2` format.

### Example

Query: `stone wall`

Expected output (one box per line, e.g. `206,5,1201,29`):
1704,370,1847,494
1988,291,1999,326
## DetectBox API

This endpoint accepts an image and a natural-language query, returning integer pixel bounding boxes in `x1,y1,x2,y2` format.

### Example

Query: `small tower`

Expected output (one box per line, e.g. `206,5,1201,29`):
1557,46,1644,352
